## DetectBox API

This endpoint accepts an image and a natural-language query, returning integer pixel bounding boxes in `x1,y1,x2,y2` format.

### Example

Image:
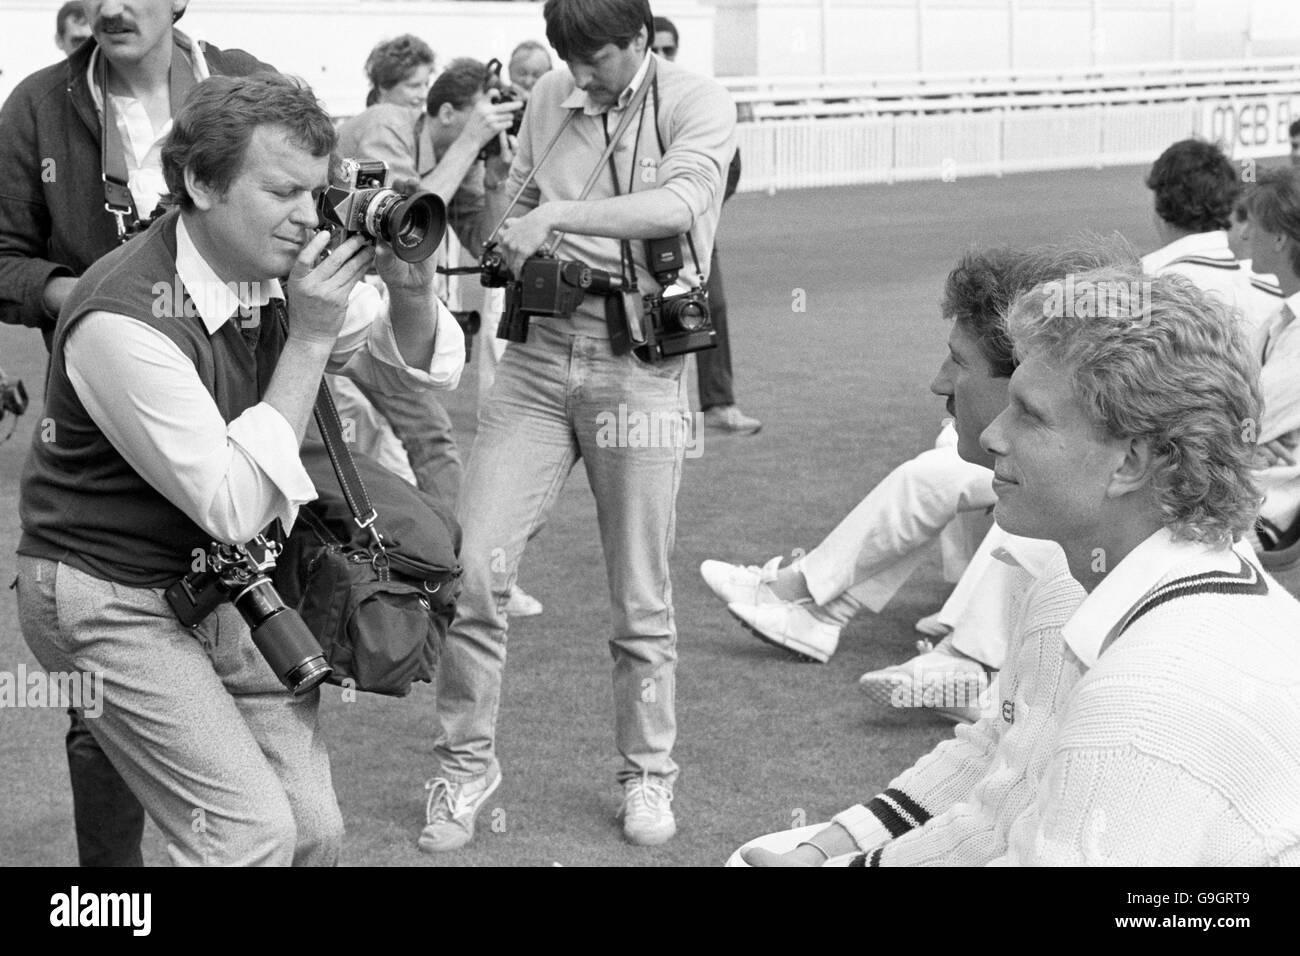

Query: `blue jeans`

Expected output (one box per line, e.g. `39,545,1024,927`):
433,322,689,786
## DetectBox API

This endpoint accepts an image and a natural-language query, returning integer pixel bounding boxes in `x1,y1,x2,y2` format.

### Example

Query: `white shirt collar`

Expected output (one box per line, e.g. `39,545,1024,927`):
175,215,283,335
988,527,1063,579
1284,289,1300,319
560,51,653,116
86,30,207,118
1060,526,1253,669
1141,230,1234,273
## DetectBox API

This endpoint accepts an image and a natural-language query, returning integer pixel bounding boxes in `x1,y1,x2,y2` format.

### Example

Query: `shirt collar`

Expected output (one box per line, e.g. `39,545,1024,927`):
87,30,204,117
1060,526,1252,669
560,51,653,116
989,530,1064,578
175,215,283,335
1284,289,1300,321
1142,230,1233,273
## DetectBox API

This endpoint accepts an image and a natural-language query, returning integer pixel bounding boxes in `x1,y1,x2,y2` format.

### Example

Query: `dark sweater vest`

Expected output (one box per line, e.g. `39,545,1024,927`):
19,210,287,587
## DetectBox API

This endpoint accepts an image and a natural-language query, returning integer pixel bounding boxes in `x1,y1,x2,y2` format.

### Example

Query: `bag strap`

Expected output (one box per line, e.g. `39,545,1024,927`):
312,377,387,554
270,301,387,555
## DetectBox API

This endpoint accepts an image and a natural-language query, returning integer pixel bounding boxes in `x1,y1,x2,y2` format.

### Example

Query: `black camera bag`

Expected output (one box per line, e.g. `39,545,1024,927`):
274,379,462,696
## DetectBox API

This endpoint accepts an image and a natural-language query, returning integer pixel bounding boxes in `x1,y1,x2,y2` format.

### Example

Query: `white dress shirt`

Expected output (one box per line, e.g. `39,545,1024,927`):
87,35,210,218
65,216,464,545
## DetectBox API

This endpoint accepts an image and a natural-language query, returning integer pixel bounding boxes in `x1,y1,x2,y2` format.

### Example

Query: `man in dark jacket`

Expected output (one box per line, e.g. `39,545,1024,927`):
0,1,272,349
0,0,271,865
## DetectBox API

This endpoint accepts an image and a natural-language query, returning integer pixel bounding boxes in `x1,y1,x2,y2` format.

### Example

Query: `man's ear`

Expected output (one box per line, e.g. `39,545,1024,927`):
1106,437,1158,501
634,25,648,54
183,166,219,212
437,102,456,125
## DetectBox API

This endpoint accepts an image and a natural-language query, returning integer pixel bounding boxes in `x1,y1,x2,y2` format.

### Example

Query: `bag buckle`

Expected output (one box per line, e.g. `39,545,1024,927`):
105,201,132,240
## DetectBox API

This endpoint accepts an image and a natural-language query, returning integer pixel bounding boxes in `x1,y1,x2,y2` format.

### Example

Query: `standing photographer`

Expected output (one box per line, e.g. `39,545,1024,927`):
14,73,463,866
421,0,735,850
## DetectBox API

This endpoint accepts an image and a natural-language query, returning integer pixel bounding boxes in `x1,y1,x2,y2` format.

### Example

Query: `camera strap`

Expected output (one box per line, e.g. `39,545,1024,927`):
96,39,196,240
271,307,387,556
600,85,651,347
646,72,706,284
539,67,657,258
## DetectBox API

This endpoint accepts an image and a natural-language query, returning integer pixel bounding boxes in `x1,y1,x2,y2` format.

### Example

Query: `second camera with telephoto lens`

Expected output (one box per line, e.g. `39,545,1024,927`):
165,537,331,697
316,159,447,263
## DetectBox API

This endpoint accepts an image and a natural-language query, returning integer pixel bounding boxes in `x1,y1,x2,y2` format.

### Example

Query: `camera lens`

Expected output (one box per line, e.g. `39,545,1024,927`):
365,189,447,263
233,577,332,697
666,296,708,332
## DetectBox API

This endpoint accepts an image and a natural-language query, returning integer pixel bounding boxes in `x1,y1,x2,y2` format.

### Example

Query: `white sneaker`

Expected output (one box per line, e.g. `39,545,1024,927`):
619,773,676,846
506,586,543,617
418,765,503,853
726,599,841,663
700,555,783,606
914,612,953,638
859,637,992,723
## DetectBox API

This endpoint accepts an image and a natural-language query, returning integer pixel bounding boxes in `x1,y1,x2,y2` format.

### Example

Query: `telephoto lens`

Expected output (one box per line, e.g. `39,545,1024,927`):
232,577,332,696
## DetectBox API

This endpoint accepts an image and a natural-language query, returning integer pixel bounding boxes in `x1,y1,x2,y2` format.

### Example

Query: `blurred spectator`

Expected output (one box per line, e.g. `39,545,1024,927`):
652,16,761,435
364,33,435,108
55,1,92,56
334,51,541,616
1242,167,1300,549
1142,138,1278,332
1290,117,1299,167
508,39,552,99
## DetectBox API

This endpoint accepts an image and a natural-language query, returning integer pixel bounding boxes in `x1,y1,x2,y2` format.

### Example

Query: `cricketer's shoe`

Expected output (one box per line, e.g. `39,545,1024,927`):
859,637,993,724
700,555,784,607
726,599,841,663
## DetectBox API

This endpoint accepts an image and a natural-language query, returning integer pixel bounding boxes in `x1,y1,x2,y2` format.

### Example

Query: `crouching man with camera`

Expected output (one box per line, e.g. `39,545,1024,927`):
421,0,735,850
14,73,464,866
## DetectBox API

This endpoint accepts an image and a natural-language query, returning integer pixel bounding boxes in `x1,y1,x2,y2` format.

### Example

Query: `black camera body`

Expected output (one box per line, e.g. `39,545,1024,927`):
316,159,447,263
639,286,715,360
480,59,525,160
496,255,627,343
166,536,331,697
0,366,27,422
635,234,716,361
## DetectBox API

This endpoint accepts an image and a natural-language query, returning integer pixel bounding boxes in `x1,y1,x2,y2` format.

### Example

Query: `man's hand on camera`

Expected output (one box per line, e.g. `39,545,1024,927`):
497,207,558,274
374,240,437,303
460,97,523,153
286,231,374,346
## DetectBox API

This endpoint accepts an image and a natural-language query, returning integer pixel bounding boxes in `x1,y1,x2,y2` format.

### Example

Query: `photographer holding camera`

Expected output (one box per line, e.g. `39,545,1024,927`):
420,0,735,851
14,72,464,866
0,0,273,867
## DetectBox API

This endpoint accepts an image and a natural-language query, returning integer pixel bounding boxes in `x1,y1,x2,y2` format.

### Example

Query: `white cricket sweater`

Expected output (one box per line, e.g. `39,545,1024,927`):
833,538,1088,864
843,529,1300,866
998,530,1300,865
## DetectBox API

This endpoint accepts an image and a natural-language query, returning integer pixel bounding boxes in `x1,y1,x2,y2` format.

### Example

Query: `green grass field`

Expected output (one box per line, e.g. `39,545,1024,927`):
0,165,1160,866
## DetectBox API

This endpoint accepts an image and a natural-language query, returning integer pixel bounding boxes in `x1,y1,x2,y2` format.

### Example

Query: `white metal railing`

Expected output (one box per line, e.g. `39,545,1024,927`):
721,58,1300,104
726,60,1300,192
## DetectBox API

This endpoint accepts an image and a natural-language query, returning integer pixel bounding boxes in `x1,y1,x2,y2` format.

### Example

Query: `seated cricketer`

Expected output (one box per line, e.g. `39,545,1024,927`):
738,263,1300,866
